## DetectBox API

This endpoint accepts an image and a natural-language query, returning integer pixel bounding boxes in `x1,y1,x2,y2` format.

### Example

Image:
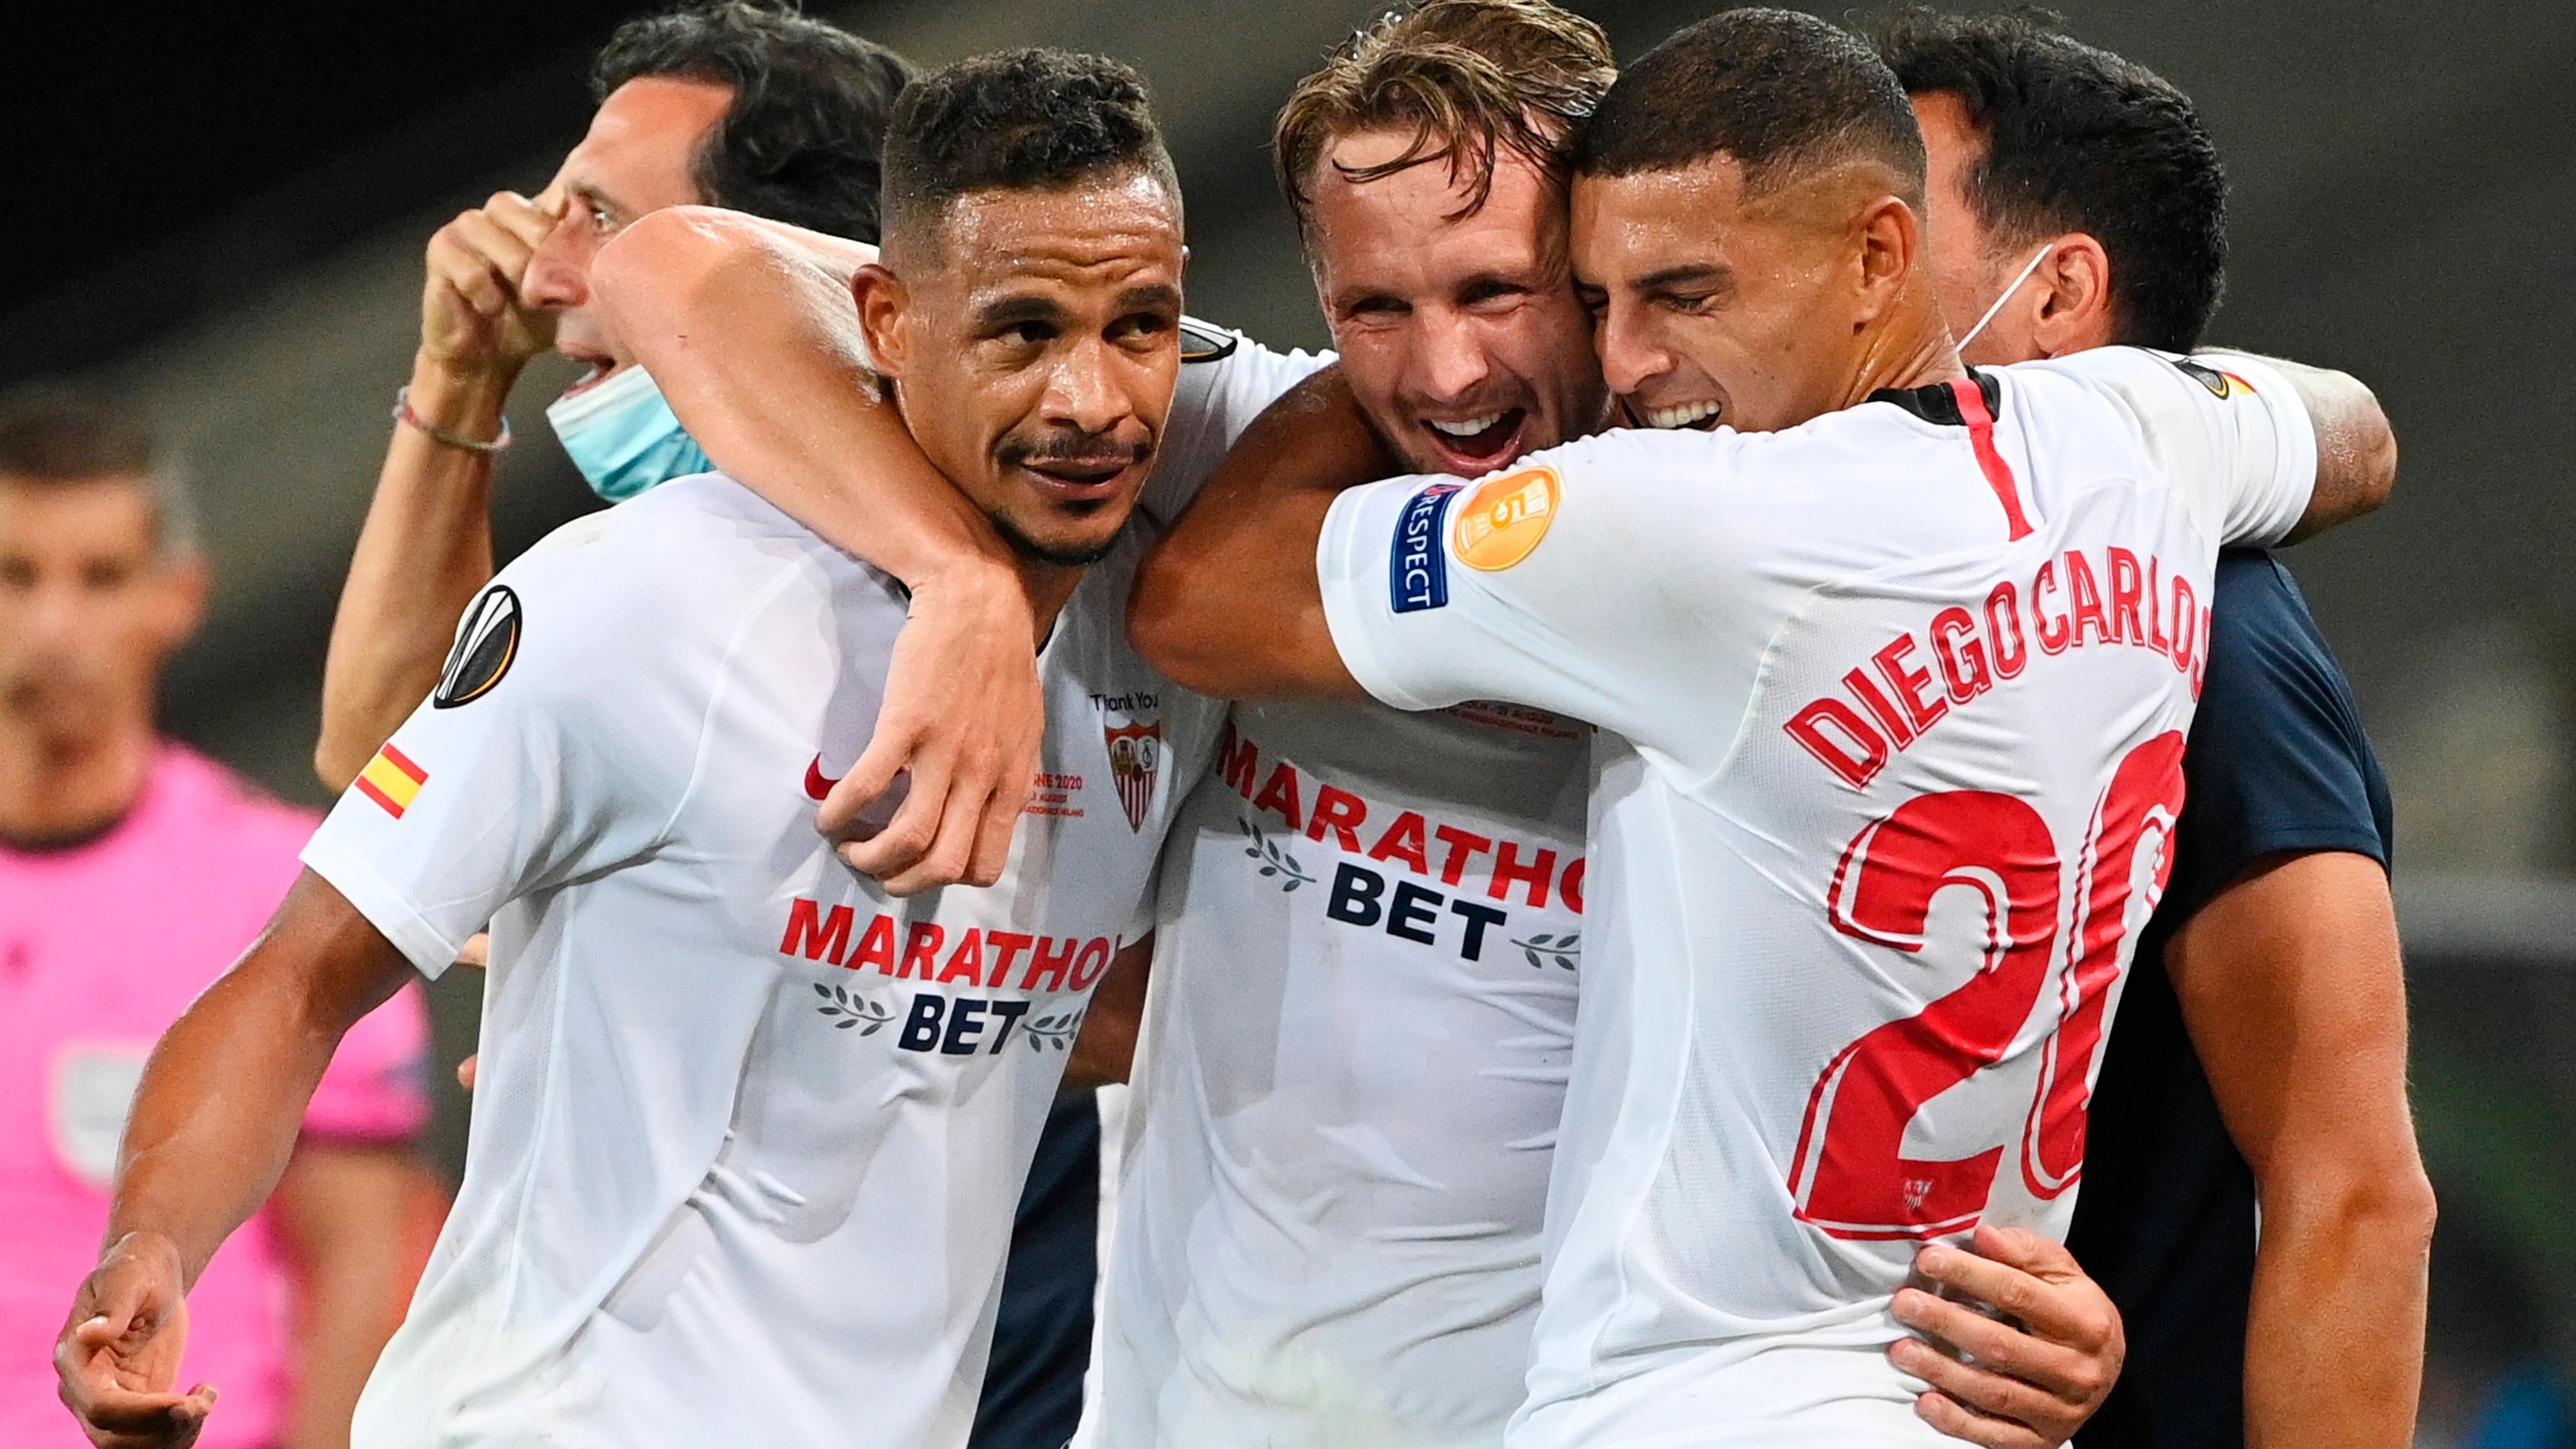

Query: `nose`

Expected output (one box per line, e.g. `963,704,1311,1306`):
1039,337,1135,438
1412,307,1493,404
1595,299,1671,401
520,217,591,311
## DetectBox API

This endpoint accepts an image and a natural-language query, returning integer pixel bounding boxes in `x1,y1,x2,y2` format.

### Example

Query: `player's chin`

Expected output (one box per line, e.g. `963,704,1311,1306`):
1007,498,1135,569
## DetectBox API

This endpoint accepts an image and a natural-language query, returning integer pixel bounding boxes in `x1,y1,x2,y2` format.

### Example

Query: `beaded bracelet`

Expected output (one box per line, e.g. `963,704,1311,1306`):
393,385,512,453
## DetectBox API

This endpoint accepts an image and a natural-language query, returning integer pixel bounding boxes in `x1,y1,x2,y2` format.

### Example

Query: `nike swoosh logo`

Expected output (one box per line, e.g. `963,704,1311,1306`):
804,755,842,802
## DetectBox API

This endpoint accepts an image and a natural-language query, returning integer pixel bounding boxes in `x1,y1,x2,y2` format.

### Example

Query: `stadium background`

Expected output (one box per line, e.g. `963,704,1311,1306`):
3,1,2566,1441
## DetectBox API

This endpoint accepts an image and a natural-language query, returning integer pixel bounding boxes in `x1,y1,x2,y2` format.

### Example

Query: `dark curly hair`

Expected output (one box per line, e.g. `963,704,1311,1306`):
1876,7,2227,351
880,48,1179,258
593,1,916,243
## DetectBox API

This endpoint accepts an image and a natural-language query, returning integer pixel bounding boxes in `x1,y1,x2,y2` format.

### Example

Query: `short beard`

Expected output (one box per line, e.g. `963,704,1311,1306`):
988,505,1119,569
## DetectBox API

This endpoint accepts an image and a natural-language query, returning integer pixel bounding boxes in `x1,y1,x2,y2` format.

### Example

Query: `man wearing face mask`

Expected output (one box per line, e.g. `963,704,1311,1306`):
313,1,914,791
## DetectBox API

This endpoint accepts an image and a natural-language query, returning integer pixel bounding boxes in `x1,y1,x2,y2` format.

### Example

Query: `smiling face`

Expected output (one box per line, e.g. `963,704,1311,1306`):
1305,131,1607,477
864,171,1186,567
1573,155,1901,437
524,76,735,393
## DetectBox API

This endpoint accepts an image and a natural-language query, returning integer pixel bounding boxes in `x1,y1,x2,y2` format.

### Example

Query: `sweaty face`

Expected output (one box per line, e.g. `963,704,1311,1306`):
524,77,734,394
1915,91,2031,367
881,174,1184,567
1571,157,1876,436
1306,133,1607,477
0,479,198,748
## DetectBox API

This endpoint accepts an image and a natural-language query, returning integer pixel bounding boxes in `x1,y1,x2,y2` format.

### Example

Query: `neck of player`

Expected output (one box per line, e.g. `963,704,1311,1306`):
1840,267,1967,413
0,710,152,848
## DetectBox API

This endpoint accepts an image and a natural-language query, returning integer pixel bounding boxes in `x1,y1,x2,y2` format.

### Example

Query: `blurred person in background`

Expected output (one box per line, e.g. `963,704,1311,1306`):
0,392,434,1449
1880,10,2437,1446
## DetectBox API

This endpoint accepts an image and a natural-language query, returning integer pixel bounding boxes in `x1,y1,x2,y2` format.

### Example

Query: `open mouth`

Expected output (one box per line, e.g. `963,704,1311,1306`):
1421,407,1526,471
1638,399,1724,431
558,355,619,398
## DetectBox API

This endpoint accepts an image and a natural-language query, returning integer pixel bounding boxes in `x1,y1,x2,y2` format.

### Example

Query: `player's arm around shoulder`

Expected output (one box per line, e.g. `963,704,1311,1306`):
594,207,1046,896
1129,363,1389,703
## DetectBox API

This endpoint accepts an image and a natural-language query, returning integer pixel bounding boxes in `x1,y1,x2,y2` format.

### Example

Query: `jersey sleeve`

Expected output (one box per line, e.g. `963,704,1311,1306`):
1315,429,1743,746
301,532,728,978
2158,551,2394,927
300,981,433,1143
2070,347,2318,547
1137,320,1336,526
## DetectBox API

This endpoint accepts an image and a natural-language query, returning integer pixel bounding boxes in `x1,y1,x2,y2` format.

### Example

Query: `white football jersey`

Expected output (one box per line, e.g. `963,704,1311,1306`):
1315,350,2317,1447
305,475,1224,1449
1099,696,1587,1448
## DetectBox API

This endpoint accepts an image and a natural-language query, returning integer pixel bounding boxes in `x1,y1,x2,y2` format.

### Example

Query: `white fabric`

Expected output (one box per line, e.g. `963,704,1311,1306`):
305,473,1225,1449
1099,697,1587,1448
1315,348,2316,1447
1139,323,1338,527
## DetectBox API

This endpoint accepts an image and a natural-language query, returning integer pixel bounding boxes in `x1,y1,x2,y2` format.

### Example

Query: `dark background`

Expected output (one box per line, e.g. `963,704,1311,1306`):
8,3,2569,1442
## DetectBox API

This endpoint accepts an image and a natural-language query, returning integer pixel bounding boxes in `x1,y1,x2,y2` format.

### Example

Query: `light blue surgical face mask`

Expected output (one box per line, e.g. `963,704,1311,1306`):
545,364,714,502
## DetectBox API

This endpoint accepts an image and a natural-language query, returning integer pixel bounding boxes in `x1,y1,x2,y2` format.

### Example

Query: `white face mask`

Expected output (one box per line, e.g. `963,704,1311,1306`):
1956,243,2055,355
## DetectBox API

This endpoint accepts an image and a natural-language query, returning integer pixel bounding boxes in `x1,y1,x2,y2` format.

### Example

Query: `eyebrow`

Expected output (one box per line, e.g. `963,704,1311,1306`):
974,293,1075,330
1117,281,1183,314
1633,262,1735,294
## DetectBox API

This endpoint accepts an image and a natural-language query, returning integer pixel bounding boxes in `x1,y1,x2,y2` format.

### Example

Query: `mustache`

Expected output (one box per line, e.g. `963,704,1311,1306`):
997,429,1153,472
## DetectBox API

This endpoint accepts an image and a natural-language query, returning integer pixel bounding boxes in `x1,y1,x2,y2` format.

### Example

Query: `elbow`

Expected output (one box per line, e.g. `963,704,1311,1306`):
2265,1144,2438,1263
312,730,363,797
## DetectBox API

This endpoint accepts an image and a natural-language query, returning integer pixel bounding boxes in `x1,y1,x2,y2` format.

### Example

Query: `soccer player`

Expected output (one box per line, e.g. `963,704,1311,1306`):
1882,12,2434,1445
590,7,2128,1446
53,50,1233,1449
1128,9,2394,1445
1,394,433,1449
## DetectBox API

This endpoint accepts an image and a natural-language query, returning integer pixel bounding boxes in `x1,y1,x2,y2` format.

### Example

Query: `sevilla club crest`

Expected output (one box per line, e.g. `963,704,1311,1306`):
1103,721,1162,831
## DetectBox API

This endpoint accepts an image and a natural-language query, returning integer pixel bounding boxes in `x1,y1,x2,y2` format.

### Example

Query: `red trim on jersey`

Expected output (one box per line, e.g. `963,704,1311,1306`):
1949,377,2032,542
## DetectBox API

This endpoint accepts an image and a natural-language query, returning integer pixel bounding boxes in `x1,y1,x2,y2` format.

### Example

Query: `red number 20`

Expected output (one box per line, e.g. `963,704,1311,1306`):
1785,733,2186,1240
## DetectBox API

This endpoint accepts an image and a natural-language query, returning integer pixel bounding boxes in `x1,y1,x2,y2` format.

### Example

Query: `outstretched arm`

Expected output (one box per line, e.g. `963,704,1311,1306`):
1128,365,1391,703
57,871,415,1449
591,207,1040,894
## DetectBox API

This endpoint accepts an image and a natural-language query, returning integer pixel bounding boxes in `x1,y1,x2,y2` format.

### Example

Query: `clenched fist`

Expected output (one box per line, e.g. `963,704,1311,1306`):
421,189,564,384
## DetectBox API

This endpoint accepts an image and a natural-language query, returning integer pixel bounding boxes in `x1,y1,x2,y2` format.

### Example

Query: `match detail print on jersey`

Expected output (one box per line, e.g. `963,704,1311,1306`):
433,584,520,708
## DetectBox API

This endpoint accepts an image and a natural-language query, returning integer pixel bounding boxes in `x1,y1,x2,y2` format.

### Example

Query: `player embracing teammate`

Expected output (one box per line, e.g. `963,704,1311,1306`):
55,6,2411,1449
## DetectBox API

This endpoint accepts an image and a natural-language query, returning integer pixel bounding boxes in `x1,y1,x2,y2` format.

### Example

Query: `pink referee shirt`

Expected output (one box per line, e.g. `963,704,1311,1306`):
1,744,431,1448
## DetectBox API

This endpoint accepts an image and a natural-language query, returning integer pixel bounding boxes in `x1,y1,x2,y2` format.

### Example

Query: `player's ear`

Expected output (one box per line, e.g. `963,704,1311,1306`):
2030,234,2116,358
1852,195,1919,321
853,264,911,381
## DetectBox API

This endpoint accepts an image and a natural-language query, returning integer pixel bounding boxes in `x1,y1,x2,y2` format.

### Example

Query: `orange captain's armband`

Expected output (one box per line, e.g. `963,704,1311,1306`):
1452,465,1561,571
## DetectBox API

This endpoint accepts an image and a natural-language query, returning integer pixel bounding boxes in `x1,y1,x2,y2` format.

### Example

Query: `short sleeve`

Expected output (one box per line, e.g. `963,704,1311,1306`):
301,981,433,1144
301,539,727,978
1137,321,1336,526
2063,348,2318,547
1314,429,1739,746
2157,551,2393,928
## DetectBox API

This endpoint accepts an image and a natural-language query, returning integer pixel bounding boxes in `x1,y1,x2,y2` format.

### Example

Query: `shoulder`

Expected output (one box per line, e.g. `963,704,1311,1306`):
484,475,900,698
2200,551,2351,721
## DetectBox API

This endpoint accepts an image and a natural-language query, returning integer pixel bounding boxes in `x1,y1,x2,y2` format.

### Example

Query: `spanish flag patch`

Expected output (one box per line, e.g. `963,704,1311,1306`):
354,743,428,819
